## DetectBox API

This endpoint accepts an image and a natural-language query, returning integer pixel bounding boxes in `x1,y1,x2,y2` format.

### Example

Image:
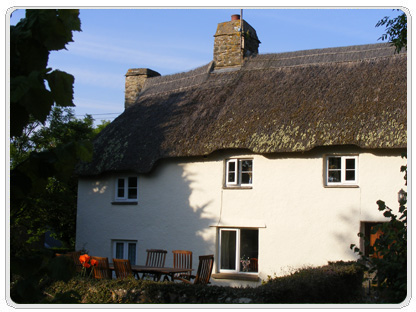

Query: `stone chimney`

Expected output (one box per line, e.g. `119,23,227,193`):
124,68,161,109
213,14,260,70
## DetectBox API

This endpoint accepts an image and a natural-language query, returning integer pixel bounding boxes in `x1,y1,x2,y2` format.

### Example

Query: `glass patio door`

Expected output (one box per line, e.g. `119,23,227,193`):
219,228,259,273
220,229,238,272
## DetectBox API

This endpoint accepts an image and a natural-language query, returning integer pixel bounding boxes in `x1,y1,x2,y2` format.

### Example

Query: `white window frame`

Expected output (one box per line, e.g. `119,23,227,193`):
112,240,137,265
225,159,253,187
325,155,358,186
218,228,258,274
226,159,238,186
115,176,138,201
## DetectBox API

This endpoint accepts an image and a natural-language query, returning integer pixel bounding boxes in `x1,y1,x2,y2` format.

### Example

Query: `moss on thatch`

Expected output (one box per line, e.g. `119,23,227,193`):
77,43,406,176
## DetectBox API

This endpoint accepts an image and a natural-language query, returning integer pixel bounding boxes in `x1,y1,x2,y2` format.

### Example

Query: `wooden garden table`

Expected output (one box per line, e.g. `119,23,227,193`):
109,264,193,281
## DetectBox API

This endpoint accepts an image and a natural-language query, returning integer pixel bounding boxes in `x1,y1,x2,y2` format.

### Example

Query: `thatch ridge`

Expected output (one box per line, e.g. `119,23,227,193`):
76,42,407,176
137,43,401,99
140,62,214,98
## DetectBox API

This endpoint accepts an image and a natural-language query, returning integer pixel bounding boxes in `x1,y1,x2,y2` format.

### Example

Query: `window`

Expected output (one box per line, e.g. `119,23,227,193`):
115,177,138,201
219,228,258,273
326,155,358,185
225,159,253,187
112,240,137,265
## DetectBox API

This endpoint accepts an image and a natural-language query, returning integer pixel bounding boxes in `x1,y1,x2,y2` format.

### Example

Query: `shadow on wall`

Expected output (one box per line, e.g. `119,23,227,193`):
333,205,362,261
78,90,220,266
136,90,219,265
134,156,217,266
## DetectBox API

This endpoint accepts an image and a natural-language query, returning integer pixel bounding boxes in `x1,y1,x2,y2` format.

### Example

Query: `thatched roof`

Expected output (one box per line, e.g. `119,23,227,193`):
77,43,407,176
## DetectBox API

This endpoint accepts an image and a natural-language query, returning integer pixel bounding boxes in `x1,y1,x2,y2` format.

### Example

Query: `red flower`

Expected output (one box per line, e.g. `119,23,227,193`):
78,254,97,276
79,254,91,264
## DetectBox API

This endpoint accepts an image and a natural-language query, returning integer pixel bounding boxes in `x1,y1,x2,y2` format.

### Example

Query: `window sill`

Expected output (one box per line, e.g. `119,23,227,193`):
223,186,253,190
324,185,359,188
111,201,138,205
212,273,259,282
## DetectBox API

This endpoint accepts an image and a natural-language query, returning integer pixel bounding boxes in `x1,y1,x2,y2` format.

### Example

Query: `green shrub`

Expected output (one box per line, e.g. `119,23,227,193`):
44,277,243,304
258,261,364,303
43,261,364,304
45,276,145,303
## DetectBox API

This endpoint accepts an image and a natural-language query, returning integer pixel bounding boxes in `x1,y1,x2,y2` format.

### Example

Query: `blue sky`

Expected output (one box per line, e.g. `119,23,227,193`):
9,7,405,124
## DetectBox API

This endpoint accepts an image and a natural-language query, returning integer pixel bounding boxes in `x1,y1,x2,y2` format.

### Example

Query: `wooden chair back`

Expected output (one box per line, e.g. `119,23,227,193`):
193,255,214,285
113,258,133,279
172,250,193,280
92,256,111,279
66,251,82,272
145,249,167,267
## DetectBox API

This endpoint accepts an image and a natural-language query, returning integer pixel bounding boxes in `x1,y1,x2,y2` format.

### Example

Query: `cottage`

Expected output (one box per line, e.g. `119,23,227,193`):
75,15,407,287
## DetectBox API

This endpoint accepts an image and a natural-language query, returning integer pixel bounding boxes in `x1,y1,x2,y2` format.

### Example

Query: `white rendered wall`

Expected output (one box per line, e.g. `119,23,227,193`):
76,147,406,286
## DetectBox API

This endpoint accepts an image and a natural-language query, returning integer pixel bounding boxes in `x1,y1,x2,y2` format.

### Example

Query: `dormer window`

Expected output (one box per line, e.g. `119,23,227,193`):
225,159,253,187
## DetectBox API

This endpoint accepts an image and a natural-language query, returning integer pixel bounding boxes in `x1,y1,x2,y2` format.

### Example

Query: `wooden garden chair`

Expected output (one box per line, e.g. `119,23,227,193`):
146,249,167,267
176,254,214,285
172,250,193,281
113,258,134,279
65,251,82,273
92,256,112,279
143,249,167,280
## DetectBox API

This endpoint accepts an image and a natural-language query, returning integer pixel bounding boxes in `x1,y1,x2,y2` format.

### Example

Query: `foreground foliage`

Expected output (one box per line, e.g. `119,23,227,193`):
10,9,81,138
11,107,110,252
10,9,90,256
35,261,364,304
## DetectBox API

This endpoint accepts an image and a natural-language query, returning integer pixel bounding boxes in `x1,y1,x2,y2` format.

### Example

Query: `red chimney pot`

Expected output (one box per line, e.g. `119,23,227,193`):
231,14,240,21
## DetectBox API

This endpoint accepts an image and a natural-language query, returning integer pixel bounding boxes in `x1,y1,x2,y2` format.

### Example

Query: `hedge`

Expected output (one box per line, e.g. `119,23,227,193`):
257,261,365,303
40,261,364,304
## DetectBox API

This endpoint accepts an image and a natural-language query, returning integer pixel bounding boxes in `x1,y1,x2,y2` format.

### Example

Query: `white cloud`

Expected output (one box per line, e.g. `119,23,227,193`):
67,33,209,74
71,67,125,90
73,96,124,114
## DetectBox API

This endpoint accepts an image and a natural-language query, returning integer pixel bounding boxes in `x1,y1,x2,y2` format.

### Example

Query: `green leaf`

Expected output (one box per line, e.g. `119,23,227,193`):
25,9,81,51
10,71,54,137
10,100,31,138
377,200,386,211
57,9,81,32
10,9,81,137
46,70,75,107
26,87,55,122
383,211,392,218
10,76,32,103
